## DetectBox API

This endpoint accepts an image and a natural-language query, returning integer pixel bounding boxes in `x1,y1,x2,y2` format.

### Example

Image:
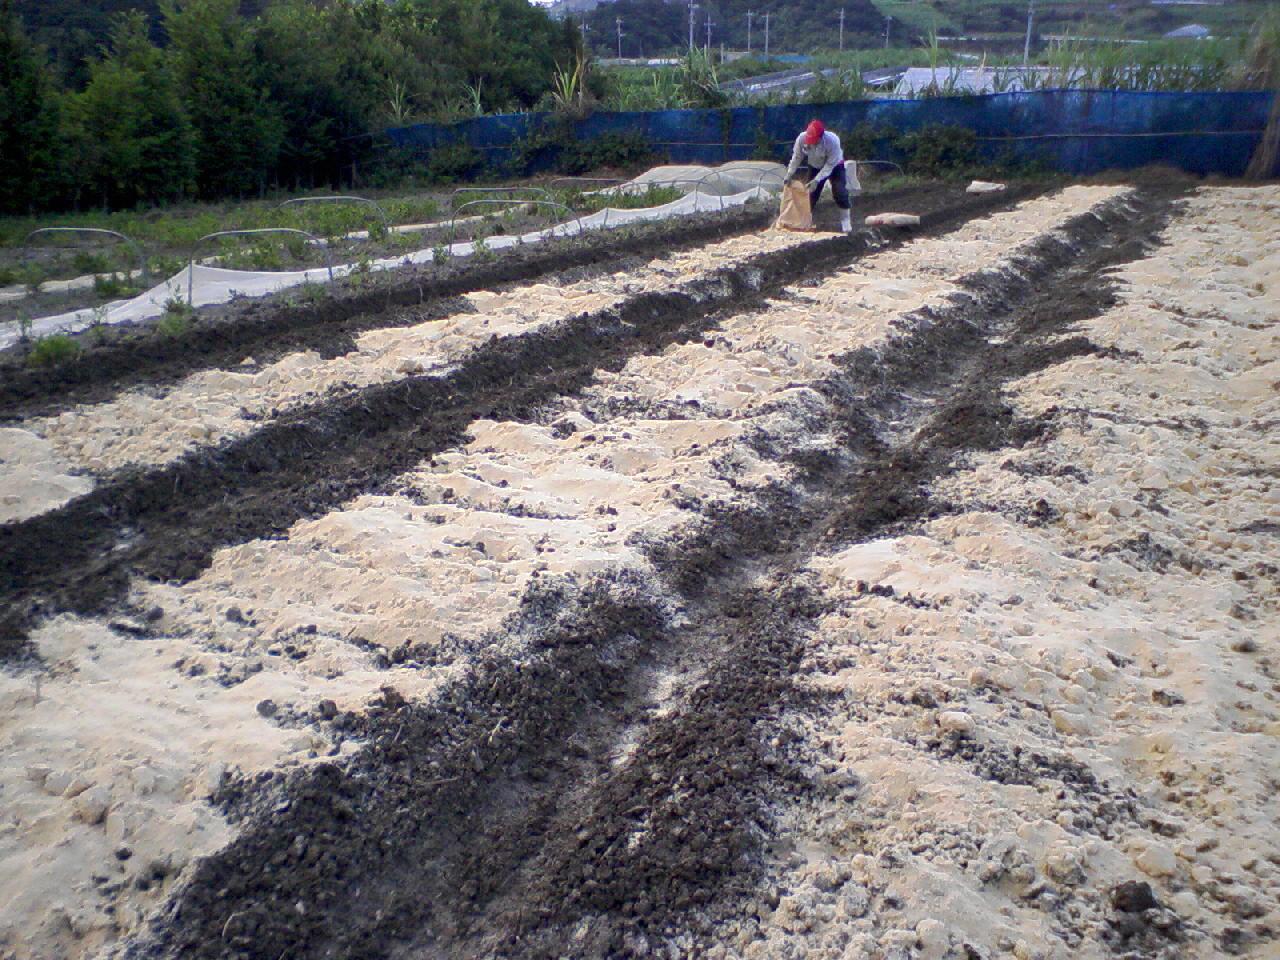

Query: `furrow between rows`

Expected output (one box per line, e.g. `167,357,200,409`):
0,184,1042,655
110,185,1174,960
0,183,1148,960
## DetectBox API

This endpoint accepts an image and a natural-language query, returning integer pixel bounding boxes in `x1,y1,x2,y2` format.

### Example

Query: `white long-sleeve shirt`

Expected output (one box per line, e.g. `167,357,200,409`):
787,130,844,181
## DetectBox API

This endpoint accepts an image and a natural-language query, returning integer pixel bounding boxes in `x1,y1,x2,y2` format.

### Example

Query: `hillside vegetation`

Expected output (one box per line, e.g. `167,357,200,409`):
578,0,1268,56
0,0,578,213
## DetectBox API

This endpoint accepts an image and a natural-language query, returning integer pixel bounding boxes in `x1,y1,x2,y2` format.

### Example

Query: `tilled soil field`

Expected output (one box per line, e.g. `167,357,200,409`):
0,179,1276,960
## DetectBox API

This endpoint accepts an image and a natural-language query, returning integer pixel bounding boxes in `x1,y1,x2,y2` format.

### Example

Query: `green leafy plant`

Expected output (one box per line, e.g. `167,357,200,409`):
432,244,450,264
297,281,326,303
163,296,193,317
422,143,484,184
88,305,113,344
677,46,726,109
29,334,80,366
72,250,112,275
895,124,979,177
157,307,191,338
93,272,137,299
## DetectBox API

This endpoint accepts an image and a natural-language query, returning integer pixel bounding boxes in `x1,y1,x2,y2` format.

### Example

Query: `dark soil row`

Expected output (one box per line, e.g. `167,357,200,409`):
0,183,1045,658
115,184,1186,960
0,183,973,420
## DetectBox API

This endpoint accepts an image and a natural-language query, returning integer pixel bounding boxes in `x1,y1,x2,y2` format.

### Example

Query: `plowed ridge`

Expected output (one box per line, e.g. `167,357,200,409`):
0,184,1143,960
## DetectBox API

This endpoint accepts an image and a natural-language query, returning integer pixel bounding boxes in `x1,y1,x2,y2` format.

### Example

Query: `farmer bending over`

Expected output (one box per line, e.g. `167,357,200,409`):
786,120,857,232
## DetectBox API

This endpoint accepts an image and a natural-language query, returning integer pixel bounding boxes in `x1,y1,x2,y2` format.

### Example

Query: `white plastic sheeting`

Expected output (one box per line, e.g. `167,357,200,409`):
1,180,779,350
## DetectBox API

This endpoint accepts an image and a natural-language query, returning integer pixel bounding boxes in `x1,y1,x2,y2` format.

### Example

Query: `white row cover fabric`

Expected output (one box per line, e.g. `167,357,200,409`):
608,161,787,197
1,183,775,350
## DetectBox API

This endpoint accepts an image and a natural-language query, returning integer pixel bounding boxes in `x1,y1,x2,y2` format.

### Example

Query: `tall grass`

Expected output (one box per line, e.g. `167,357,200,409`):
1037,36,1240,91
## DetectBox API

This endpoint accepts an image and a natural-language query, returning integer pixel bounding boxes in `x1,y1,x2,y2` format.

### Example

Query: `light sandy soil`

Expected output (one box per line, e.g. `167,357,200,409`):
4,187,1100,521
0,231,824,524
708,185,1279,960
9,182,1272,960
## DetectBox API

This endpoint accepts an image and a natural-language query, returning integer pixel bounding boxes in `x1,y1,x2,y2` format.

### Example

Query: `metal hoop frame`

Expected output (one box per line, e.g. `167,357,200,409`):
449,186,556,210
546,177,627,191
576,169,782,229
21,227,149,286
278,195,390,234
847,159,905,181
189,228,332,304
447,199,582,245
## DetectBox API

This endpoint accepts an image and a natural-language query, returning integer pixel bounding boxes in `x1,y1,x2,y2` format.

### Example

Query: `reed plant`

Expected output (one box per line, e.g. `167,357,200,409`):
1232,8,1280,178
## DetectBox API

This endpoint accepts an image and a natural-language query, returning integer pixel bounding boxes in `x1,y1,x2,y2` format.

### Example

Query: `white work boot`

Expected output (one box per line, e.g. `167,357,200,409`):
840,211,852,233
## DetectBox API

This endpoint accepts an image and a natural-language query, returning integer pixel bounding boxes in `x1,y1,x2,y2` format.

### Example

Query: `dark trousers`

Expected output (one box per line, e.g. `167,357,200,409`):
801,162,851,211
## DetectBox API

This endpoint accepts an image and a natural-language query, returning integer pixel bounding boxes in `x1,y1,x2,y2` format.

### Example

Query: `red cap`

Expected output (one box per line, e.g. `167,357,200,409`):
805,120,825,144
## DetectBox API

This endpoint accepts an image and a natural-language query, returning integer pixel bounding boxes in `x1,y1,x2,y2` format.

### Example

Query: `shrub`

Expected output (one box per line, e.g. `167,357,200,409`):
93,272,137,299
72,250,111,275
422,142,485,184
163,296,193,317
157,308,191,338
563,131,659,174
894,124,978,177
509,124,660,177
29,334,80,366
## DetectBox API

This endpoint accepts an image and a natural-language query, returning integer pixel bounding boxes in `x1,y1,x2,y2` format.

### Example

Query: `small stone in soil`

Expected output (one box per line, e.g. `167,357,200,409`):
1111,880,1159,913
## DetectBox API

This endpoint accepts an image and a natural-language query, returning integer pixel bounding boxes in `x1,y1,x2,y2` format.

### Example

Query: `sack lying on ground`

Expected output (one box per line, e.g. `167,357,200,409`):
774,180,813,231
865,212,920,227
967,180,1007,194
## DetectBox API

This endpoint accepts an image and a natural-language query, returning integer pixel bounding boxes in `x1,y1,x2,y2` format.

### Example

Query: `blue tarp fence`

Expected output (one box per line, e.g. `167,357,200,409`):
386,89,1276,178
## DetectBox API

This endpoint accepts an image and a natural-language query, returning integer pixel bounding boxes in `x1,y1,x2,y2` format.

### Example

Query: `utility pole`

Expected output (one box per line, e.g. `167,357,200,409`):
883,14,891,48
838,8,845,51
705,10,713,51
616,15,624,58
688,0,697,49
762,11,771,57
747,10,754,53
1023,0,1035,66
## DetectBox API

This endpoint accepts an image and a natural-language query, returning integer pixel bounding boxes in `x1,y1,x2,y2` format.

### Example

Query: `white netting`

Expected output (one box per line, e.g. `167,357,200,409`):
607,161,787,196
1,169,782,350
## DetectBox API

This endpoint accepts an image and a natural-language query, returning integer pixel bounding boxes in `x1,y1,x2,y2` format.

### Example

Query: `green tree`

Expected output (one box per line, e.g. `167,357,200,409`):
0,0,65,212
254,0,436,186
66,11,196,207
411,0,576,114
162,0,283,197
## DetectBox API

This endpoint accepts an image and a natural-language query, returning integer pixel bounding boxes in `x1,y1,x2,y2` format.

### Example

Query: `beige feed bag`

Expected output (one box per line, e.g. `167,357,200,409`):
865,213,921,227
774,181,814,231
